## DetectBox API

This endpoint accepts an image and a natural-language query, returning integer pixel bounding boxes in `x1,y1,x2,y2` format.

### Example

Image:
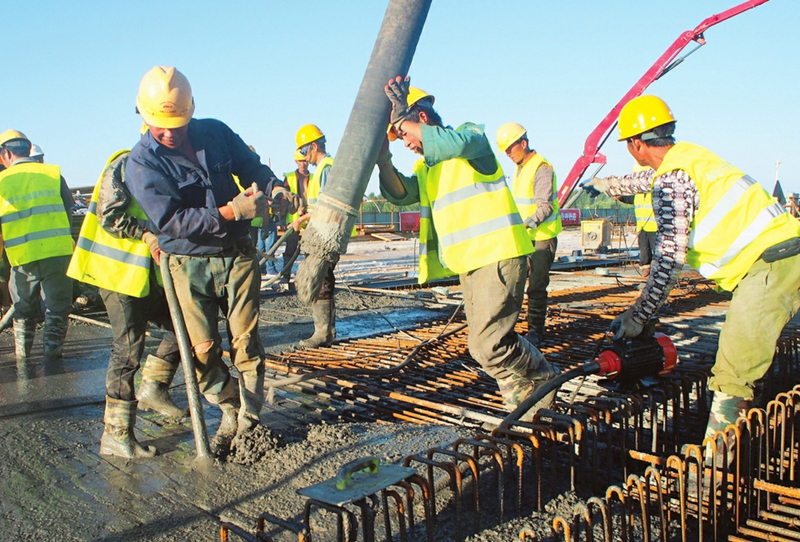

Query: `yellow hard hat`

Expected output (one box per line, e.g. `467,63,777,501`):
294,149,306,161
387,86,434,141
496,122,527,153
295,124,324,148
0,129,30,148
136,66,195,129
617,95,675,141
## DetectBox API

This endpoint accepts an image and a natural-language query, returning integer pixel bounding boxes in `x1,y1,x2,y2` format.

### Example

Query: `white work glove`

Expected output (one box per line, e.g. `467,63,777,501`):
610,308,645,341
385,76,411,130
581,177,610,198
141,231,162,265
228,183,267,221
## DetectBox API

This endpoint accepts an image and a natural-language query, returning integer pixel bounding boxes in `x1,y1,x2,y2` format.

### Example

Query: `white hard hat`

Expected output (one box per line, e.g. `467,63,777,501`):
29,144,44,158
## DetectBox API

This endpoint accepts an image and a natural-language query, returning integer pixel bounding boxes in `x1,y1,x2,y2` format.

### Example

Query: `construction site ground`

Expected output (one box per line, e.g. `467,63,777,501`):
0,226,743,541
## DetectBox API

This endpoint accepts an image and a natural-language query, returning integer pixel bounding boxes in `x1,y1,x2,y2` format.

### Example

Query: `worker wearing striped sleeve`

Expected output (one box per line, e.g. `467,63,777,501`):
583,95,800,444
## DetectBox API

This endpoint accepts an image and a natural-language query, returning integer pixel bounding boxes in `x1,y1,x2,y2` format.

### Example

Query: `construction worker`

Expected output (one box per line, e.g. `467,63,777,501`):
0,130,74,363
29,144,44,163
67,143,188,459
124,66,300,455
281,149,310,290
377,77,559,418
293,124,337,348
496,123,562,346
583,95,800,445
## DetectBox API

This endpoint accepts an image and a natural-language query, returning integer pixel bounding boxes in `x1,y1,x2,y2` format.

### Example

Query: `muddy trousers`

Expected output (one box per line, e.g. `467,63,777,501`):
526,238,557,335
709,252,800,400
461,257,558,414
9,255,72,360
165,240,264,419
100,283,180,402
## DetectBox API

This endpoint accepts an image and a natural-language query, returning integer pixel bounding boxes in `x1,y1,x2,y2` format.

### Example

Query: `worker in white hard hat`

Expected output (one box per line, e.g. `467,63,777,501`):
583,95,800,454
124,66,300,457
496,122,562,346
0,129,74,363
376,76,559,420
29,144,44,163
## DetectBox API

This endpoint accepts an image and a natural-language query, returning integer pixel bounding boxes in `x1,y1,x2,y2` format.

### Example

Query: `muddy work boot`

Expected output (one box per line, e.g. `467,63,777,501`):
497,340,559,422
298,298,335,348
42,313,69,362
237,370,264,437
138,354,188,418
211,398,240,457
13,318,36,362
100,397,158,458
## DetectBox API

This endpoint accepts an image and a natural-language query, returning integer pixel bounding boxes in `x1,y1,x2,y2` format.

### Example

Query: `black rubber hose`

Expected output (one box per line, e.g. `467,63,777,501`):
500,361,602,428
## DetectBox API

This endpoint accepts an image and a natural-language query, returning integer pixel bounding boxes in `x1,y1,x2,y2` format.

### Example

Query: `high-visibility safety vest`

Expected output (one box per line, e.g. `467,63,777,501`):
307,154,334,210
307,155,356,236
67,150,156,298
232,174,263,227
511,153,562,241
284,170,308,226
0,161,74,266
654,141,800,291
633,192,657,233
414,154,534,284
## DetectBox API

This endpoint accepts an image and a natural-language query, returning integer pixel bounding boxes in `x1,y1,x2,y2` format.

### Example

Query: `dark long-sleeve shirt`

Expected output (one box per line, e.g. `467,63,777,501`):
125,119,281,256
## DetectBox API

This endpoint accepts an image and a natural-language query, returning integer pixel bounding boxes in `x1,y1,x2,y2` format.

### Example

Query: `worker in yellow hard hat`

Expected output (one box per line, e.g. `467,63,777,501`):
0,129,74,365
496,122,562,346
124,66,300,457
583,95,800,456
376,76,559,421
68,138,188,458
280,148,310,291
292,124,339,347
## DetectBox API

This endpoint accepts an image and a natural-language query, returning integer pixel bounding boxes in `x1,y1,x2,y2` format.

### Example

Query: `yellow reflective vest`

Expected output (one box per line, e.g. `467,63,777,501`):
654,142,800,291
511,153,562,241
307,154,334,210
0,161,74,266
67,151,155,298
633,192,657,233
414,155,533,283
284,170,308,226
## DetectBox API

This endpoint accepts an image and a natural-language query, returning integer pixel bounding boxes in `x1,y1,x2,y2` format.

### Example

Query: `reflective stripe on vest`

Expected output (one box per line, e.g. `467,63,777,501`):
307,155,333,208
66,150,155,298
511,153,562,241
634,192,657,233
654,141,800,291
0,162,74,266
414,152,533,283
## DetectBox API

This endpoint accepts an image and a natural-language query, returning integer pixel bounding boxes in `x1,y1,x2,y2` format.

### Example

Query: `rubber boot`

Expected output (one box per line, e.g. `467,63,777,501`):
99,397,157,458
42,313,69,362
138,354,188,418
298,298,335,348
496,338,559,422
211,397,240,457
237,369,264,437
524,324,543,347
13,318,36,362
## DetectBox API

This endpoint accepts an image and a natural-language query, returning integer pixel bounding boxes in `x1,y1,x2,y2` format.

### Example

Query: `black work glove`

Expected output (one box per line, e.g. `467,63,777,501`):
385,76,411,129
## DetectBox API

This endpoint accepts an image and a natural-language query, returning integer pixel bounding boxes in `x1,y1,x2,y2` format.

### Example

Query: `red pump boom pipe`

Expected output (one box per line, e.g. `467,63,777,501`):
556,0,770,209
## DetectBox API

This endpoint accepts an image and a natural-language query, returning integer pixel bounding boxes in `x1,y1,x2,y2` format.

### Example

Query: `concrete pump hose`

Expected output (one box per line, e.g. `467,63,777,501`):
295,0,432,305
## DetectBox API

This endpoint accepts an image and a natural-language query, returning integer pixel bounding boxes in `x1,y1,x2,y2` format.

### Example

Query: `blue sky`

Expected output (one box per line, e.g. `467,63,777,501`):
3,0,798,199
